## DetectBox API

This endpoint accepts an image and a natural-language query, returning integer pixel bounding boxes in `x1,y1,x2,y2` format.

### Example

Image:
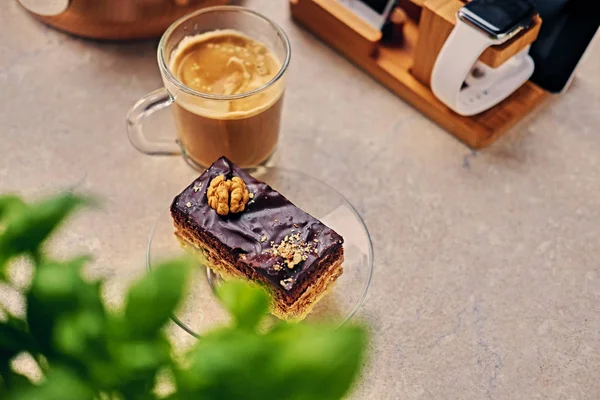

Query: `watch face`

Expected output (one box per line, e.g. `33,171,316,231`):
460,0,536,38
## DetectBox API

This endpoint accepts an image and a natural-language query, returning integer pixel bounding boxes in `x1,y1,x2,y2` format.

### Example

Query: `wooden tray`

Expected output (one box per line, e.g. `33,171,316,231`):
290,0,550,148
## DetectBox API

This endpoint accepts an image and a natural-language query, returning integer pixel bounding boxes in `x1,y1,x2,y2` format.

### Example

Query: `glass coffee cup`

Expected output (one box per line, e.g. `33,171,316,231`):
127,6,291,169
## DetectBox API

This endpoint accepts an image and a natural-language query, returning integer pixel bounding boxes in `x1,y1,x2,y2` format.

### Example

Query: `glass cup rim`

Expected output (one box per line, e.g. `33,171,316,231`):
157,5,291,101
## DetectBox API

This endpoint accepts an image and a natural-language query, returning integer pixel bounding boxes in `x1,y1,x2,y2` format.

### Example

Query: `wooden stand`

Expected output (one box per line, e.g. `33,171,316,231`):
290,0,550,148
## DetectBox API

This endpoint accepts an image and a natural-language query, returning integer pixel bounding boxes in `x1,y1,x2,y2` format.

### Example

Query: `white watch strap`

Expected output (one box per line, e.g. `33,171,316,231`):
431,19,536,116
431,19,494,115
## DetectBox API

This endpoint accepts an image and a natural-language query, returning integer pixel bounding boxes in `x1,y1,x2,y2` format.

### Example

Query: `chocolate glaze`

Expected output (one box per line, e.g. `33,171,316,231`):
171,157,343,292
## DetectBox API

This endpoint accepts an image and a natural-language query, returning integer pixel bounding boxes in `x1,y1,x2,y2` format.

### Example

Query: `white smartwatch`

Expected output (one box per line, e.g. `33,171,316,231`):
431,0,537,116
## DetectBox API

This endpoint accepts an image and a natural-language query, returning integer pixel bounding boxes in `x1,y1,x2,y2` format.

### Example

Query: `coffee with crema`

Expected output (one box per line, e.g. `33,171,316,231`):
168,29,284,168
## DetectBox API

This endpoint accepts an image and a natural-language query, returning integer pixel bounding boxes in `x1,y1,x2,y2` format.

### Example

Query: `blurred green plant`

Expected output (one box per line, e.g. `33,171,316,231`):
0,193,367,400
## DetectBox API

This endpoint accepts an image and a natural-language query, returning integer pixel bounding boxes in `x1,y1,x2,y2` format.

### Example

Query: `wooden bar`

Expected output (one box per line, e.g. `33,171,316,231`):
290,0,549,149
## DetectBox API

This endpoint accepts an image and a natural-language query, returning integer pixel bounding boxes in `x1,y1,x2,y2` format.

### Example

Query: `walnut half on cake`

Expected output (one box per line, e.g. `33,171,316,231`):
170,157,344,320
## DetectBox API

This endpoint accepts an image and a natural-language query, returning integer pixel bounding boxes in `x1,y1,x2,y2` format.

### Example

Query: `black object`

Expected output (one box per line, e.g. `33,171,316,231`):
380,0,400,42
529,0,600,93
362,0,393,13
461,0,537,37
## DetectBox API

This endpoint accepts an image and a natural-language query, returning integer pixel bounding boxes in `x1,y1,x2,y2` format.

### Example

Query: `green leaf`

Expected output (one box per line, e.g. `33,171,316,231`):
0,196,26,221
175,329,273,398
174,280,366,399
268,324,367,400
0,193,88,275
176,322,367,400
119,388,159,400
25,292,58,358
108,336,171,378
0,196,26,276
27,257,104,357
7,367,94,400
215,280,270,331
0,316,35,360
105,337,171,400
124,259,191,338
53,310,105,358
0,377,6,398
0,369,33,392
27,257,111,387
32,256,91,304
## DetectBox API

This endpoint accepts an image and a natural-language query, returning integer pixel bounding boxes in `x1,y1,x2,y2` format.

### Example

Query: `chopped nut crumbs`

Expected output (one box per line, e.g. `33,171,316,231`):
268,230,316,269
185,202,192,208
280,278,295,290
193,184,202,192
260,235,267,243
293,223,299,228
249,193,254,199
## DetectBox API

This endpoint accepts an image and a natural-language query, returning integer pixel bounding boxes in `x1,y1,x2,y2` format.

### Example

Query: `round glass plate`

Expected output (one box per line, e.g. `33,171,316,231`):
147,166,374,337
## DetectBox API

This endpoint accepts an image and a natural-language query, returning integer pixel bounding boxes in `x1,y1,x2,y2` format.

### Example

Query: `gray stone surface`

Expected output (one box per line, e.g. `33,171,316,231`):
1,1,599,399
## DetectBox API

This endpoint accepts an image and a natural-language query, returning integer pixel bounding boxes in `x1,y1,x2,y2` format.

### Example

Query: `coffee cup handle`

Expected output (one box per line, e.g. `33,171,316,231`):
126,88,181,155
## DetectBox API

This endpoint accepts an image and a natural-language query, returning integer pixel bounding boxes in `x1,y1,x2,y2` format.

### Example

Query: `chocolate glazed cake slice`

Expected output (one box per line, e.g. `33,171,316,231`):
170,157,344,320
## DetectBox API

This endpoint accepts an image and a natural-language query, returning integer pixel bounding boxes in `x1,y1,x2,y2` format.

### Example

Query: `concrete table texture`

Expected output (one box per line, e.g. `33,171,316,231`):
1,1,599,399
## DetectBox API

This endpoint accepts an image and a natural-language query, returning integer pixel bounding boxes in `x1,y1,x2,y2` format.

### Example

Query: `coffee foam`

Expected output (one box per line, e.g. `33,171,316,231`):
167,29,284,119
